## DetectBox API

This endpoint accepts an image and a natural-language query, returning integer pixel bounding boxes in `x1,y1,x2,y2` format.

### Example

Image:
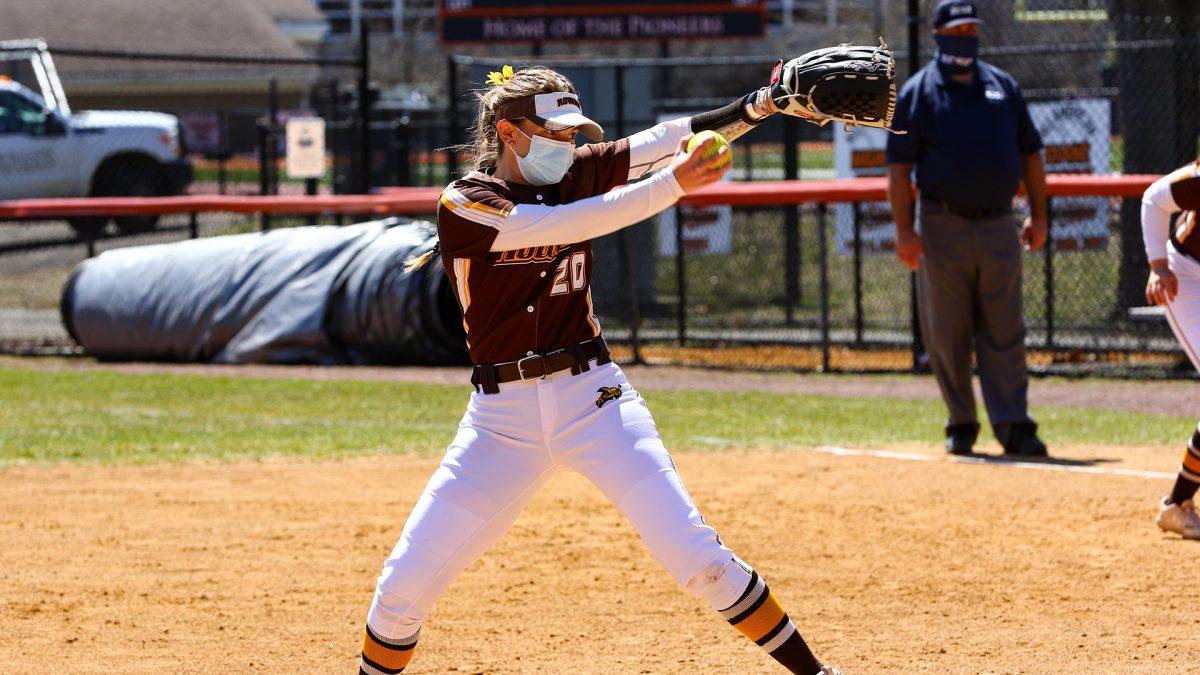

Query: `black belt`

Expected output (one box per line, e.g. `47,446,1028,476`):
471,337,611,395
922,197,1011,221
1171,238,1200,265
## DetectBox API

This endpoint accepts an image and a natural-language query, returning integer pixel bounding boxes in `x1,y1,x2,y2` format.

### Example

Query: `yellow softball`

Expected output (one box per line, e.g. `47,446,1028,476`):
686,130,732,169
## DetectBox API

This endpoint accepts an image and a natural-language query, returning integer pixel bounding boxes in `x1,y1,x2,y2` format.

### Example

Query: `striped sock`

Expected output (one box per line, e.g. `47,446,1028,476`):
719,570,822,675
1168,427,1200,506
359,625,419,675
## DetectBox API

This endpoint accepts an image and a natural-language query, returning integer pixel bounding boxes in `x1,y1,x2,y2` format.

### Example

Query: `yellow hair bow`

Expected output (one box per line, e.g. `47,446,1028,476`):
486,65,515,86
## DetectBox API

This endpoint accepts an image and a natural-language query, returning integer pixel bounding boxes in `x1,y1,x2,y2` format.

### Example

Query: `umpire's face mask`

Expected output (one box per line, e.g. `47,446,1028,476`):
934,33,979,76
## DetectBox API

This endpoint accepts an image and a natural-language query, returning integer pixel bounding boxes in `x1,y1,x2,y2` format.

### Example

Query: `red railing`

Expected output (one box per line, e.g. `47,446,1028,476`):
0,175,1162,219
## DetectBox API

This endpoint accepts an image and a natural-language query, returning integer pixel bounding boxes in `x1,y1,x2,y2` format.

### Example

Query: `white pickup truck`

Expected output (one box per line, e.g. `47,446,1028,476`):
0,40,192,235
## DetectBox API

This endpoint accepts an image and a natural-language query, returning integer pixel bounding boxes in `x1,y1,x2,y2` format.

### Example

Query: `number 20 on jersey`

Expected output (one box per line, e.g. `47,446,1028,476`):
550,251,587,296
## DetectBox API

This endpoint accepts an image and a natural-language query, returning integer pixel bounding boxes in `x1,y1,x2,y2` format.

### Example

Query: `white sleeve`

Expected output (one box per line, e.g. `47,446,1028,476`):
1142,175,1180,262
489,169,685,252
625,117,692,180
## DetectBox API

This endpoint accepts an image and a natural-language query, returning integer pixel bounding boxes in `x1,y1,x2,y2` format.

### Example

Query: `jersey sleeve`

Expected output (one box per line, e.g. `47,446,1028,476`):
1168,164,1200,211
1142,170,1183,262
436,183,514,258
490,168,684,252
626,117,691,179
563,138,632,200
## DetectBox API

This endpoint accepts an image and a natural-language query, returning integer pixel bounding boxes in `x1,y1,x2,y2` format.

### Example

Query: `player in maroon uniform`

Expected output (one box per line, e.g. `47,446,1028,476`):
1142,158,1200,539
358,64,841,674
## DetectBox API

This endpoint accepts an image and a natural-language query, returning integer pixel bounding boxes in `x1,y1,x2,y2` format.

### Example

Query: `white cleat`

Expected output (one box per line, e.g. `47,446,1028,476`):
1156,498,1200,540
818,667,844,675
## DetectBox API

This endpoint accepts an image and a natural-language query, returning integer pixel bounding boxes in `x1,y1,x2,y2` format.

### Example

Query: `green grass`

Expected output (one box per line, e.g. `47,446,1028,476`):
191,167,330,186
0,366,1188,466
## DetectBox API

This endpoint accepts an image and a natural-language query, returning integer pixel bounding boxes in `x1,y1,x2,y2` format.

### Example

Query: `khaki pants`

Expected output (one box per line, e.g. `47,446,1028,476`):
916,200,1035,441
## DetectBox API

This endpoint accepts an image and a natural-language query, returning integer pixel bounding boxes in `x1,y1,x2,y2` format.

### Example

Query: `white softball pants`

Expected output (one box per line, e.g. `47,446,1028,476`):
366,361,748,640
1164,247,1200,371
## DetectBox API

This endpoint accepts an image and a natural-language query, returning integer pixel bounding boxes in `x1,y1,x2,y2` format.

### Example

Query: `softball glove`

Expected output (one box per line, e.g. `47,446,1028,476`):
770,39,902,133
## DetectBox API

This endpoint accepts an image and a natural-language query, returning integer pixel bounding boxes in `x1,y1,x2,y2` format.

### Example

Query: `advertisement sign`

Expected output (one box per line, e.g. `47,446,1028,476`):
1027,98,1111,250
285,117,326,180
176,110,224,157
441,1,765,43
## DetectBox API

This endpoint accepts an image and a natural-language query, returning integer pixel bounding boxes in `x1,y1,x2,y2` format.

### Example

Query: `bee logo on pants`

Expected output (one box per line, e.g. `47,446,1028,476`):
595,386,622,408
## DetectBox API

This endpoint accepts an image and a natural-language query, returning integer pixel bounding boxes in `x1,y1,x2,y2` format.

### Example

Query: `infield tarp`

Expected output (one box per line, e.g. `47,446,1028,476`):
60,218,468,365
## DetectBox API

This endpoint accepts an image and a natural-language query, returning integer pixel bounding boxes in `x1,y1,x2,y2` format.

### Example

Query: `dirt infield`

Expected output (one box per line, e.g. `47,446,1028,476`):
4,446,1199,673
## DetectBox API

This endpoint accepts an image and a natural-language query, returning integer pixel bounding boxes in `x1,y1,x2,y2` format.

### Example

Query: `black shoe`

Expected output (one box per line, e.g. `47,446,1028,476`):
944,423,979,455
1002,425,1048,457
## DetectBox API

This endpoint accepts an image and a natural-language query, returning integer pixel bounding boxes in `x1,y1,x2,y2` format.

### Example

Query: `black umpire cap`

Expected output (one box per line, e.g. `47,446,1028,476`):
933,0,984,29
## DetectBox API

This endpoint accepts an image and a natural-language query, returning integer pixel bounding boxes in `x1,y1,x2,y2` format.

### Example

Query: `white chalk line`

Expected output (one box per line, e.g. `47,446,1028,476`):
693,437,1175,480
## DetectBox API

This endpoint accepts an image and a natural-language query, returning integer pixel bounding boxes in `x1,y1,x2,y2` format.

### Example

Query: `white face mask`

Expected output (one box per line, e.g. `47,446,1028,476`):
511,126,575,186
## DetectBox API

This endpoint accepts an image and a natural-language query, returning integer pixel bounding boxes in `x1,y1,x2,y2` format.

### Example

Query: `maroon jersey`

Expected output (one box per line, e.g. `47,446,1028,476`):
437,139,630,364
1169,162,1200,259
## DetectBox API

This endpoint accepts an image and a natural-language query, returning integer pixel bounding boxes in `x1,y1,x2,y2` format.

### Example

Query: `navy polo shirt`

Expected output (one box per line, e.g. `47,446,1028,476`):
886,60,1043,212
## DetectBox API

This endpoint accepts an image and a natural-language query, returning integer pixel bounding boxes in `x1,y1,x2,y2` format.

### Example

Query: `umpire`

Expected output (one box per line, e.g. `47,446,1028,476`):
886,0,1049,457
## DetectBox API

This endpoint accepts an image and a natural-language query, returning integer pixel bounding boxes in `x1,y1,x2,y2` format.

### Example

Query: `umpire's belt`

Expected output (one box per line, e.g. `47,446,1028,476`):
922,196,1012,221
471,337,611,395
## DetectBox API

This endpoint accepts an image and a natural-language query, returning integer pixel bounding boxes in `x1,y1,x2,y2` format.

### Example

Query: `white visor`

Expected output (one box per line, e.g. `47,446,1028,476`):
530,92,605,141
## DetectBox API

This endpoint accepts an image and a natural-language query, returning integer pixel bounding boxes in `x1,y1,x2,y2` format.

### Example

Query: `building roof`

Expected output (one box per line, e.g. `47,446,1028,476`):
0,0,325,98
255,0,325,23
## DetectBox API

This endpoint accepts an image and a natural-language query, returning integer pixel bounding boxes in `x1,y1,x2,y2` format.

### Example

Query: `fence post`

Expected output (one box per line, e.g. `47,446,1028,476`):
217,157,227,196
257,118,272,231
614,63,643,364
394,116,412,187
907,0,923,373
268,78,280,197
305,178,319,226
852,201,864,345
783,117,800,325
446,56,459,184
217,110,229,195
1044,196,1055,349
189,211,199,239
357,18,372,194
675,206,687,346
909,208,921,370
818,202,831,372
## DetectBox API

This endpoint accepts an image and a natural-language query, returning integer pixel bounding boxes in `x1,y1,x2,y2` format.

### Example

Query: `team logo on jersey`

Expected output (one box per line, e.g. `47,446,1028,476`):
595,386,622,408
494,244,570,266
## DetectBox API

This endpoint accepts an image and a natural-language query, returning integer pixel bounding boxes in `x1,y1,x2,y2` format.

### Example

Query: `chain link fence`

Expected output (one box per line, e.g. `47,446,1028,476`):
591,196,1188,377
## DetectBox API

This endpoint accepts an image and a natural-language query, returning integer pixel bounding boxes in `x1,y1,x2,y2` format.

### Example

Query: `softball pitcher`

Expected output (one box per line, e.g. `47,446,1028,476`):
358,48,899,674
1142,158,1200,539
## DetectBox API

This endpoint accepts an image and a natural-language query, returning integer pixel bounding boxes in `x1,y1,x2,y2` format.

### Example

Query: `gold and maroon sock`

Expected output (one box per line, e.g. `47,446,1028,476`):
359,625,418,674
1168,428,1200,505
719,570,822,675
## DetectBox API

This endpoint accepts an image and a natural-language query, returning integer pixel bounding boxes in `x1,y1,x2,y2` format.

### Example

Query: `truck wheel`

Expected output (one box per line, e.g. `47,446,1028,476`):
93,159,162,234
110,162,161,233
68,216,109,238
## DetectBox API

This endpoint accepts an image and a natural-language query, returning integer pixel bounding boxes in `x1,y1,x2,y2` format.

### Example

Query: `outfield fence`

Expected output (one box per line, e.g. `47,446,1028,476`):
2,174,1189,378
